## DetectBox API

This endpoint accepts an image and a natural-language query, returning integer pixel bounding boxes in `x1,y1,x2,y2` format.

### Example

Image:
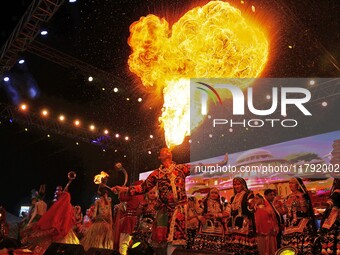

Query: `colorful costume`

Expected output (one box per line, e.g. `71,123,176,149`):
225,177,259,255
186,197,201,250
132,192,159,248
20,192,79,255
318,178,340,255
129,162,189,248
282,177,316,255
80,189,114,251
254,195,279,255
118,187,145,255
192,188,226,252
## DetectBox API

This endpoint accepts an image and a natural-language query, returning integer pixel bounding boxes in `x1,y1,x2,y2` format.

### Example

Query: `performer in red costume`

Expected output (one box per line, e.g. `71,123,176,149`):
116,180,145,255
113,147,228,255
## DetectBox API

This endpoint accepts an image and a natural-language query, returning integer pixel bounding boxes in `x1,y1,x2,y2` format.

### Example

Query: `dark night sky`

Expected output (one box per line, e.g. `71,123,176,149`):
0,0,339,215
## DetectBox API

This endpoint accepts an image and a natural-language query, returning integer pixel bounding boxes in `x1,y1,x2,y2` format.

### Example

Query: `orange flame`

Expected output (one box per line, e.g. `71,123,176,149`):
128,1,269,148
94,171,109,185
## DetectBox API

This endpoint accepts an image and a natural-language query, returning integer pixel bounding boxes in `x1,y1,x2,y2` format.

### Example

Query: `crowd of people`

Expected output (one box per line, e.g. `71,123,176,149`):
0,148,339,255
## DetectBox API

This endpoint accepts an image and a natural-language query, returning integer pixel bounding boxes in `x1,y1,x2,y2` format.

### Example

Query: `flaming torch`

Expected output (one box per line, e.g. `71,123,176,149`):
93,171,111,189
128,1,269,148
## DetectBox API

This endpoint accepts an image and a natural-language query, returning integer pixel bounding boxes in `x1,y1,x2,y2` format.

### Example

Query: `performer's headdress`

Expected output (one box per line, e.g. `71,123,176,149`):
232,177,249,194
31,184,46,200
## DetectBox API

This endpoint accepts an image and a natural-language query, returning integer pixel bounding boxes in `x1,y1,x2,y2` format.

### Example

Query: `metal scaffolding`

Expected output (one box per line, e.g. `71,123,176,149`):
0,0,66,77
0,102,123,149
27,40,127,87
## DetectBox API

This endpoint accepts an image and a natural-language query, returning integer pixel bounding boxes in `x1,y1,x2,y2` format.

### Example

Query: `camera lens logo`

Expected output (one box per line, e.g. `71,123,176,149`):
196,82,223,115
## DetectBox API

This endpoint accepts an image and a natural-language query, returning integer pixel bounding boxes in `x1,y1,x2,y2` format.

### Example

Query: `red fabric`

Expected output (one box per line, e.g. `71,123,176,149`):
34,192,75,240
151,226,167,243
255,199,279,235
119,191,145,234
119,216,138,234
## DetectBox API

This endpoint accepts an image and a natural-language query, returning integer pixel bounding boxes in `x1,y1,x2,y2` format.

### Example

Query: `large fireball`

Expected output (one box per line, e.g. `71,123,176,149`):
128,1,269,148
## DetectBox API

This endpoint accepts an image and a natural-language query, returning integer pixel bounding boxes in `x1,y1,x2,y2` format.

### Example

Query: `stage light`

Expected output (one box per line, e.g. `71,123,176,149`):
115,133,120,138
74,120,80,126
309,80,315,85
138,97,142,102
69,0,77,2
126,98,130,101
124,155,127,157
88,76,93,82
24,128,28,132
209,134,213,138
18,59,25,64
127,240,154,255
47,134,50,138
103,149,106,152
114,149,117,152
125,136,129,141
149,135,153,138
229,128,233,132
322,101,327,107
3,77,9,82
266,94,271,99
113,87,118,92
76,142,79,145
104,129,109,135
89,124,95,131
20,104,27,111
41,109,49,116
188,139,192,143
102,87,105,91
40,30,48,36
274,246,298,255
59,115,65,121
148,151,152,154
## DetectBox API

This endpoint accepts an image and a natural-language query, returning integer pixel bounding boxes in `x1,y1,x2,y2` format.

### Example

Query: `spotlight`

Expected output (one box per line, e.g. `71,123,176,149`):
41,109,49,117
149,135,153,138
40,30,48,36
148,151,152,154
3,77,9,82
89,124,95,131
59,115,65,121
309,80,315,85
88,76,93,82
322,101,327,107
104,129,109,135
125,136,129,141
127,240,154,255
266,94,271,99
274,246,298,255
18,59,25,64
69,0,77,2
20,104,27,111
115,133,120,138
74,120,80,126
113,87,118,92
138,97,142,102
